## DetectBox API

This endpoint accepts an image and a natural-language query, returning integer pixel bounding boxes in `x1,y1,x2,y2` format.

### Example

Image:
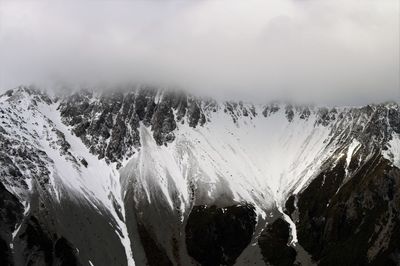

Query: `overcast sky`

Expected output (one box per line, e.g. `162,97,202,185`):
0,0,399,104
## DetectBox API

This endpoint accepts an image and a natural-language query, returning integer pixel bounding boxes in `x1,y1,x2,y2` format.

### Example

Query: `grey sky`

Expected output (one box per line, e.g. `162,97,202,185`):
0,0,399,105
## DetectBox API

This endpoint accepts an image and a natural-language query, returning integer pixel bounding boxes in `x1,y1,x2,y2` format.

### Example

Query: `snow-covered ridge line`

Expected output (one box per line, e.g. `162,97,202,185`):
1,85,399,265
2,85,399,200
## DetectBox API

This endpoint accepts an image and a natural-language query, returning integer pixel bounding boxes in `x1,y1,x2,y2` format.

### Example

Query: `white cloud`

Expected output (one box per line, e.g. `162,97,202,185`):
0,0,399,104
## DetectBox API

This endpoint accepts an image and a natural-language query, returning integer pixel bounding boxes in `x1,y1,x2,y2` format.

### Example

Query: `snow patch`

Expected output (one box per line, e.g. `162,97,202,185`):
383,133,400,168
278,207,298,246
345,139,361,177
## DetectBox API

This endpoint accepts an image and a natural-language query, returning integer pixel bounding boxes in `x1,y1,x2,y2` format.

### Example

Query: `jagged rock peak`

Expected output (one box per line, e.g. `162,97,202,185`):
2,85,399,168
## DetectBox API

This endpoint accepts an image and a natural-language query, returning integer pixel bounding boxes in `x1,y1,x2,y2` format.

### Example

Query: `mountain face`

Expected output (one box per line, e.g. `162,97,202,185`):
0,85,399,266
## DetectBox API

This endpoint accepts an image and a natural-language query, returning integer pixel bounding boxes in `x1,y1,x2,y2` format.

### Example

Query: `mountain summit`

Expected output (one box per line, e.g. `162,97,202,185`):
1,86,399,266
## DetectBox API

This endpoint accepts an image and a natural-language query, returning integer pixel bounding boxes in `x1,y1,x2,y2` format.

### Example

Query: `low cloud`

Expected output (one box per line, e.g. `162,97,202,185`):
0,0,399,105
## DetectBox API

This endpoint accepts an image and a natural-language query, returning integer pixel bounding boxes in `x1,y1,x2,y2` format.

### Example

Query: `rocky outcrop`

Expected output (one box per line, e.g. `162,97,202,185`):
151,95,177,145
291,152,400,266
17,216,80,266
136,222,173,266
262,103,280,117
185,204,257,266
285,105,295,122
0,182,82,266
0,182,24,266
57,86,400,172
0,87,80,190
58,88,211,166
258,218,297,266
59,89,142,164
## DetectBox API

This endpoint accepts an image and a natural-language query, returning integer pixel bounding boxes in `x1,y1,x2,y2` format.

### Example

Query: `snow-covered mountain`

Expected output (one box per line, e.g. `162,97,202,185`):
0,85,399,266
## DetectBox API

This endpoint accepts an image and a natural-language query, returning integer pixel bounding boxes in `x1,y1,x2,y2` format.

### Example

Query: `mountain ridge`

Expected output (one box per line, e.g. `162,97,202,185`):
0,85,399,266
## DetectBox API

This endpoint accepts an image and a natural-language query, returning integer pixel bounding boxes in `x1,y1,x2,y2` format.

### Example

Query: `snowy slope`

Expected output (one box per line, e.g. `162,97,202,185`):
37,102,136,266
0,88,135,266
1,86,399,266
121,103,335,219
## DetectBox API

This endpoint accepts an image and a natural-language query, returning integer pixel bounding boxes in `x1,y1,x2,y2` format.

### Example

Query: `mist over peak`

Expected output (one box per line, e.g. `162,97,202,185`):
1,0,399,105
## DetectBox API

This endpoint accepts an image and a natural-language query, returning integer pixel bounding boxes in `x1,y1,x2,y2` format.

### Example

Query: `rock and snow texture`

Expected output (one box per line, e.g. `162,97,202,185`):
384,133,400,168
0,88,134,266
0,85,399,266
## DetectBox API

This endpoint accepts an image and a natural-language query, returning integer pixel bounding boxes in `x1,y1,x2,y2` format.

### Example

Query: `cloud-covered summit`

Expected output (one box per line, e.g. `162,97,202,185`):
0,0,398,105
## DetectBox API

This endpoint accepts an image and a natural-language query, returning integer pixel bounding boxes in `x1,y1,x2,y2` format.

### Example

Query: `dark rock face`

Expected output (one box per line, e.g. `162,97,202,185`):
0,118,52,189
0,182,24,231
0,237,12,266
19,216,78,266
59,89,142,164
284,195,296,217
54,237,81,266
0,182,82,266
285,105,294,122
151,95,177,145
187,100,202,128
262,103,280,117
136,222,173,266
316,107,337,126
299,106,311,120
185,204,257,266
0,182,24,266
19,216,55,265
388,106,400,134
292,152,400,266
258,218,297,266
59,87,210,166
12,192,129,266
